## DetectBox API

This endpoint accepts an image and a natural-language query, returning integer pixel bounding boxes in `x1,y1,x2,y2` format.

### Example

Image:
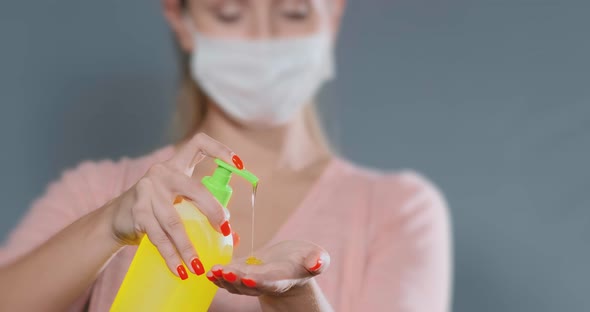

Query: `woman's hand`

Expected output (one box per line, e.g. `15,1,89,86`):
205,240,330,297
105,133,243,278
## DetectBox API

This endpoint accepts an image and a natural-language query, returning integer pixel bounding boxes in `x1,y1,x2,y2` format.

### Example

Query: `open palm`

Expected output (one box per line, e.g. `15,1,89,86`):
206,240,330,297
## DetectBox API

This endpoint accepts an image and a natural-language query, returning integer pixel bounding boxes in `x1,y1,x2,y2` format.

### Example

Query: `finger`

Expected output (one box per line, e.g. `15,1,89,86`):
167,133,238,174
208,272,246,295
222,264,263,295
242,262,300,294
216,266,261,296
206,271,219,284
144,221,188,280
304,250,331,276
218,280,241,295
246,267,300,294
221,267,239,284
151,194,202,275
169,174,229,236
238,278,263,296
208,273,225,289
209,266,243,294
225,262,296,294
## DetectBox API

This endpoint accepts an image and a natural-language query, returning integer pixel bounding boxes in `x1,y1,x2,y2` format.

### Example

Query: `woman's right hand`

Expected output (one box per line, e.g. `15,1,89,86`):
104,133,243,279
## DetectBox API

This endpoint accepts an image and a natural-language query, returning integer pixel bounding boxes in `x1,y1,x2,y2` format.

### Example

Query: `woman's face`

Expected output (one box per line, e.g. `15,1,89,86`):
164,0,345,51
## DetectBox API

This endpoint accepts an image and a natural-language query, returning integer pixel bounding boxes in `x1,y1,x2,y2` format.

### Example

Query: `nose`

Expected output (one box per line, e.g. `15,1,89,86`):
248,9,273,39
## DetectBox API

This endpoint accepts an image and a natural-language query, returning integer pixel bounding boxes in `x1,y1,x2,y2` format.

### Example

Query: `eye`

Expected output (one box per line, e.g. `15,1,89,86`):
280,1,311,21
214,1,243,23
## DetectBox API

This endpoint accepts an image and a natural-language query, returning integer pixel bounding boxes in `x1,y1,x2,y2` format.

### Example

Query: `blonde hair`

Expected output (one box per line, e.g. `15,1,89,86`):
172,52,207,142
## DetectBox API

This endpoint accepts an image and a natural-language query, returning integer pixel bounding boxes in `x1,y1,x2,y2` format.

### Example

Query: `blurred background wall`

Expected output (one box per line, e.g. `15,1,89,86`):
1,0,589,311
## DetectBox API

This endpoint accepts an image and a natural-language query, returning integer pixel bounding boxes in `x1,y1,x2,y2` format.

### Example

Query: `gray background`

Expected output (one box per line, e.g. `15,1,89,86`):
1,0,589,311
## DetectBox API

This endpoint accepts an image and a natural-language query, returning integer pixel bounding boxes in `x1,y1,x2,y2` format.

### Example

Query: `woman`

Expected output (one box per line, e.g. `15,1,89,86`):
0,0,451,311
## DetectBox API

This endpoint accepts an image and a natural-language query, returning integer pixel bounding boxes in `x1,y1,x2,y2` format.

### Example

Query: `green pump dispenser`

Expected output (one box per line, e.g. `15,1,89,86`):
202,159,259,207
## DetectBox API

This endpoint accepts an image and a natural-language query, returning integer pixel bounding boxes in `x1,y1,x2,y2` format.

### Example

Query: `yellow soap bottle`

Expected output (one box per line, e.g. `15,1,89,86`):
109,159,259,312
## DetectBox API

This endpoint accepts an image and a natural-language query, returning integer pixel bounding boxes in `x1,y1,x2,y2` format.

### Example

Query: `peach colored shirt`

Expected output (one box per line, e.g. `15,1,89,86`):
0,146,452,311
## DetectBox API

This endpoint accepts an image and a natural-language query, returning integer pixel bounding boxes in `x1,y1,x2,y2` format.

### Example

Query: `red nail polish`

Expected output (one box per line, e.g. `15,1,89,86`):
220,221,232,237
232,154,244,170
173,196,183,205
191,258,205,276
232,231,240,247
177,265,188,280
207,274,217,282
242,278,257,288
213,269,223,277
309,259,323,272
223,272,237,282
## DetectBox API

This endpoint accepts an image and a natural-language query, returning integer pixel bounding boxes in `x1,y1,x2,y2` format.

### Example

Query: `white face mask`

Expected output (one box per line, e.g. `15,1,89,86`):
189,31,335,126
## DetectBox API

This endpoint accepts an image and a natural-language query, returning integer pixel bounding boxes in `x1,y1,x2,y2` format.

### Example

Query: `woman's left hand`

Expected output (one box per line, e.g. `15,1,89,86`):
206,240,330,297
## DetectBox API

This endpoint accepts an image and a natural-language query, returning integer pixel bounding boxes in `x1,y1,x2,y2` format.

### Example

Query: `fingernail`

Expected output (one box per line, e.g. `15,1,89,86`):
232,231,240,247
221,221,232,237
191,258,205,276
309,259,323,272
207,274,217,282
242,278,257,288
223,271,237,283
232,154,244,170
213,269,223,277
177,265,189,280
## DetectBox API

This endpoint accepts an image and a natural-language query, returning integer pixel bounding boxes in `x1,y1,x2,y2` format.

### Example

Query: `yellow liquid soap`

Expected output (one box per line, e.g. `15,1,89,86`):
245,184,262,266
245,256,263,265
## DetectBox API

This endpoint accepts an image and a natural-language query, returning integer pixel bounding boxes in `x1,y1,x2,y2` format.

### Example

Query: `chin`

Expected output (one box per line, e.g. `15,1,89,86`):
231,117,294,131
221,110,298,131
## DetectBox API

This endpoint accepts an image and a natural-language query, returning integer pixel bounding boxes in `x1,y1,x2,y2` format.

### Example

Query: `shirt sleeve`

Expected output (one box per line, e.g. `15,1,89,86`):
357,171,453,312
0,160,124,311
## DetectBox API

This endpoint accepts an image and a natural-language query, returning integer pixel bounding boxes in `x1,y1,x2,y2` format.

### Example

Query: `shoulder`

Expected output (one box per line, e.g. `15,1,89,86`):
333,158,445,201
44,145,175,208
60,145,172,182
333,158,449,222
0,146,175,265
344,165,452,311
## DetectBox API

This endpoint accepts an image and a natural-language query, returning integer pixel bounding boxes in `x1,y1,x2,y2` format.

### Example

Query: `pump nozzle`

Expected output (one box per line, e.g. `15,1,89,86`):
201,159,259,207
214,159,258,187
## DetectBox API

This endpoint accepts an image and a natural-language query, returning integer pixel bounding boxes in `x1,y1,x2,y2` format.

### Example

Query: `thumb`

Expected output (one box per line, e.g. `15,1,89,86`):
304,250,330,276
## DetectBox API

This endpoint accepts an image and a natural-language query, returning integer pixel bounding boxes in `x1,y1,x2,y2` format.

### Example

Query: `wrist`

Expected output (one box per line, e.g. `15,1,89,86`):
259,279,321,312
95,200,126,251
281,279,316,298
